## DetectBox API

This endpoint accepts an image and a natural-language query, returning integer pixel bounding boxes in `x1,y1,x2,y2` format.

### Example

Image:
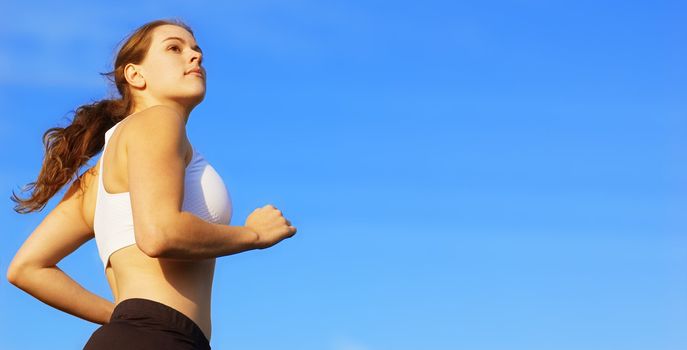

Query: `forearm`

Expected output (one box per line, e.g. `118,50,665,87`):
10,265,114,325
156,211,260,260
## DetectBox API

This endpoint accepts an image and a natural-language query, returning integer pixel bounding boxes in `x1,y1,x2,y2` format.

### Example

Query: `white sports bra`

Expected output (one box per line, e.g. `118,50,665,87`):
93,120,233,271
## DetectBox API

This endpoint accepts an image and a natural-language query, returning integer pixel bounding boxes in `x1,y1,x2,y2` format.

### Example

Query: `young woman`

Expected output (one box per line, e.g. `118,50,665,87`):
6,18,297,349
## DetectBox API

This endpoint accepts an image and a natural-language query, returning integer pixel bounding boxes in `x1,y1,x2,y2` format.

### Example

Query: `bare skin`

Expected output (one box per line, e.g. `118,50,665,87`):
7,24,297,343
86,24,219,340
81,114,216,340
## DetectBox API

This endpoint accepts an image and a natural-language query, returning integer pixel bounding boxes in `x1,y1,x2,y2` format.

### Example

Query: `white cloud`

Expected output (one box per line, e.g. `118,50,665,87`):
0,0,377,86
330,335,372,350
0,2,124,88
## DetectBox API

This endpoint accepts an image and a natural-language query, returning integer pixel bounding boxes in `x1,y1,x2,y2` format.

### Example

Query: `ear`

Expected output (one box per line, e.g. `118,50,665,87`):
124,63,146,89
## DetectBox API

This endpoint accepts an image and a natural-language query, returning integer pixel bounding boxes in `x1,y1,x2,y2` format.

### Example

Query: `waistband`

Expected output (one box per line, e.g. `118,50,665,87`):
110,298,210,348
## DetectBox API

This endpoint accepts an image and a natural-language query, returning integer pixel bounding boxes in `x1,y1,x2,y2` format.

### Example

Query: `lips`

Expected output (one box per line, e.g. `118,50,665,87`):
186,67,203,76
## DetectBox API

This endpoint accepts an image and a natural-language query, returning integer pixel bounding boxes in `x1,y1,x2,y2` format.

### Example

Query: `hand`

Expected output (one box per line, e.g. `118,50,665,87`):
245,204,297,249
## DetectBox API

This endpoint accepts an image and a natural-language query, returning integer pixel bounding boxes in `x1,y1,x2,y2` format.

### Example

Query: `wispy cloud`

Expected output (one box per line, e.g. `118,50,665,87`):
0,0,383,88
0,2,127,88
330,335,372,350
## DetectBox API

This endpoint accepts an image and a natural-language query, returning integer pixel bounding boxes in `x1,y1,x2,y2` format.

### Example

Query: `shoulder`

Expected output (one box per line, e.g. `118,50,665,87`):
120,105,187,147
80,165,99,189
56,172,90,221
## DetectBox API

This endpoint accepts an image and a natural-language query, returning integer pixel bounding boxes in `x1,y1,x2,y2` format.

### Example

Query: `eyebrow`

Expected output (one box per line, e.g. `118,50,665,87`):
162,36,203,54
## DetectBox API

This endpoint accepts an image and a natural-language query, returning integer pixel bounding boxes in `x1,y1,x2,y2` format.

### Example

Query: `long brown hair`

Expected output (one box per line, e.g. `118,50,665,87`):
11,18,194,214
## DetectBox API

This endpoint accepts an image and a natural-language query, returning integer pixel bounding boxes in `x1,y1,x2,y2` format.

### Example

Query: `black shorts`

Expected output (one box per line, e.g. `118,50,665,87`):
83,298,211,350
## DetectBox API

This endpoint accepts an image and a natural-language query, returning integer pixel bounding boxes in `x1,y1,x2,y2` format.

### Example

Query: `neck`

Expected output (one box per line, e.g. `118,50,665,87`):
132,98,194,125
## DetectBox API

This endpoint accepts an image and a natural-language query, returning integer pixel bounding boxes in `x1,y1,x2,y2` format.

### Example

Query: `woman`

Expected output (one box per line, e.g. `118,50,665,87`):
6,18,297,349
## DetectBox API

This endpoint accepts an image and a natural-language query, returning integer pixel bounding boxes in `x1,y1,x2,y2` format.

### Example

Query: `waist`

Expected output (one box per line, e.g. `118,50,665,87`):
115,291,212,341
111,257,216,339
111,297,211,346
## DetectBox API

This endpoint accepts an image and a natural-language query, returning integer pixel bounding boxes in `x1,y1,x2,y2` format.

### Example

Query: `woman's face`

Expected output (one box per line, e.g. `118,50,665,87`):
131,24,206,108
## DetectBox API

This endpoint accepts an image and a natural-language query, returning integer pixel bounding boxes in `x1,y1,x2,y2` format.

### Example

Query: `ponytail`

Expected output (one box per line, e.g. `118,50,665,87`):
10,98,131,213
10,18,193,214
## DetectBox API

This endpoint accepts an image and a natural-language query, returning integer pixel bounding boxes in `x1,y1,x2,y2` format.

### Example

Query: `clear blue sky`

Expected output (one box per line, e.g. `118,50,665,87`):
1,0,685,349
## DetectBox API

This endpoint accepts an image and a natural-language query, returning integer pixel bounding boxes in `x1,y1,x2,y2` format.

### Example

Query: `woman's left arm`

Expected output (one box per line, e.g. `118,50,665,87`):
6,176,114,325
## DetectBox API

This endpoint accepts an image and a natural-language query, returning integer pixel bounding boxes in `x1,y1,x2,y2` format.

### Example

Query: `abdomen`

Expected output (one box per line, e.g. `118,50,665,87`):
108,245,215,338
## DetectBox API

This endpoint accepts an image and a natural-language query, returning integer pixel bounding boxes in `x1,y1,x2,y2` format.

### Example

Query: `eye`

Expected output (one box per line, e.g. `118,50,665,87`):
167,45,181,53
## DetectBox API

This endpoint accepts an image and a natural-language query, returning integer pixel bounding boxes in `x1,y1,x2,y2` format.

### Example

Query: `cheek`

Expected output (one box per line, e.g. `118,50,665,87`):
147,64,180,87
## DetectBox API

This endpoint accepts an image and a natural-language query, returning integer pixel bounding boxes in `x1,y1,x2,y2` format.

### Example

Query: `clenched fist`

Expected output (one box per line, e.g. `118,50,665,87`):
245,204,297,249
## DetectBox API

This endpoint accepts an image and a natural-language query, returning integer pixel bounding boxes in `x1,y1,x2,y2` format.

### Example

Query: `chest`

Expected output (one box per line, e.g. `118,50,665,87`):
81,138,195,231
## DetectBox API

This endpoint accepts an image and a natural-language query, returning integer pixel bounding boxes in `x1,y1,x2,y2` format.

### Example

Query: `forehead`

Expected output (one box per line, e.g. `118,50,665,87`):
151,24,195,44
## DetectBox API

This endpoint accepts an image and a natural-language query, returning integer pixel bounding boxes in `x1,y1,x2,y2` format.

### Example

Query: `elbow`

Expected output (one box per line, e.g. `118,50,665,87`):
6,266,17,285
6,263,25,286
136,224,174,258
138,240,164,258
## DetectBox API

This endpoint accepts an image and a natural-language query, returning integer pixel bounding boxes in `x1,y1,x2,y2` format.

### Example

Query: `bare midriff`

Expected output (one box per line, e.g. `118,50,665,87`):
82,117,213,341
106,248,215,341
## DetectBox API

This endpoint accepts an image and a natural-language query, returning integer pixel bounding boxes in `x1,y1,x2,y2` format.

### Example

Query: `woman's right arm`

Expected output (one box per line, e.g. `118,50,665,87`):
126,105,262,260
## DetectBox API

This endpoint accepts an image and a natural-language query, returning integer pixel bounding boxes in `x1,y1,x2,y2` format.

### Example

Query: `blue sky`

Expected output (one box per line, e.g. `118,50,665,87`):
1,0,685,349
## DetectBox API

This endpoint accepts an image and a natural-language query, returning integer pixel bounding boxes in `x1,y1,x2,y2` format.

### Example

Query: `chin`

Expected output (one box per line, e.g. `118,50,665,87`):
180,88,206,103
194,89,206,102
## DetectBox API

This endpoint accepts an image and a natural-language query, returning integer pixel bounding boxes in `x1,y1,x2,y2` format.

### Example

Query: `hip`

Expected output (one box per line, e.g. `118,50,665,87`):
83,298,211,350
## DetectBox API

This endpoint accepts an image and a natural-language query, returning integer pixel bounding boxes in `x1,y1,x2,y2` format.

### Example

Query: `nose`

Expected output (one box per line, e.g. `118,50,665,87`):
191,50,202,65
